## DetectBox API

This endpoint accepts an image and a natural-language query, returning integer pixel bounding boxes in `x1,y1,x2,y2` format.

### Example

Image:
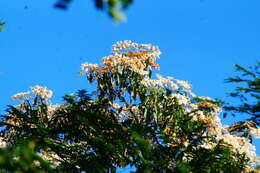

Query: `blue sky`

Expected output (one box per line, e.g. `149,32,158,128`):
0,0,259,159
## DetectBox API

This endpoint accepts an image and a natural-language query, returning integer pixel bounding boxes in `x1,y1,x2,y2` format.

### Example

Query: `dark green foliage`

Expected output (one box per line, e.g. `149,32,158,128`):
0,89,251,172
0,141,54,173
224,62,260,125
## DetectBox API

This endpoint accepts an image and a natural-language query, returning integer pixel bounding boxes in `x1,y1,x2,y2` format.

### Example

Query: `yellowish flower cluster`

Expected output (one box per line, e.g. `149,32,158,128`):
0,137,6,148
31,85,53,99
11,85,53,100
80,40,161,76
11,91,30,100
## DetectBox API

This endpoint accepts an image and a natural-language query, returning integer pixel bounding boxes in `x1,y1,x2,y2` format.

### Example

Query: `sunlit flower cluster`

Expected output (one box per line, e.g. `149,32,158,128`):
141,74,178,90
11,91,30,100
218,134,257,165
191,107,259,166
80,40,161,76
31,85,53,98
11,85,53,100
0,137,6,148
249,126,260,138
186,98,259,165
47,104,61,119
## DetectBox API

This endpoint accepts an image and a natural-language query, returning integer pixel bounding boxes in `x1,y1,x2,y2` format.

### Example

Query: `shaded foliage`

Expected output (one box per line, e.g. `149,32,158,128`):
0,141,54,173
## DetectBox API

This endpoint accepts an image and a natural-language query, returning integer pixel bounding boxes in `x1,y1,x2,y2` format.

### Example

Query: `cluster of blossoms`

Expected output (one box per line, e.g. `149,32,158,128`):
11,85,53,100
218,134,257,165
183,96,259,166
162,96,259,167
79,40,161,76
249,127,260,138
31,85,53,98
141,74,195,99
141,74,178,90
11,91,31,100
79,63,99,74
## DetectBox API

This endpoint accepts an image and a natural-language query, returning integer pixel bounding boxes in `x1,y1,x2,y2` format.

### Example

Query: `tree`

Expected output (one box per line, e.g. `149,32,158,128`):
55,0,133,21
0,41,259,172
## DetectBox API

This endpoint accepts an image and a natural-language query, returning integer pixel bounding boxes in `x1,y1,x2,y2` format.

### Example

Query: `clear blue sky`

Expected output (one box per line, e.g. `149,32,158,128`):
0,0,259,159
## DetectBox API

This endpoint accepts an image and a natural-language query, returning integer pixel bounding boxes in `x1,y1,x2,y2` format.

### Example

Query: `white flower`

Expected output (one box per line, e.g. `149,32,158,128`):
172,93,189,105
217,134,257,165
175,79,191,89
141,78,159,87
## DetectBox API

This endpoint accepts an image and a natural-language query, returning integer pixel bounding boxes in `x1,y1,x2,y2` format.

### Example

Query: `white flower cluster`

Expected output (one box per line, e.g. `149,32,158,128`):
140,74,259,167
11,85,53,100
79,62,99,75
249,127,260,138
141,75,176,89
141,74,194,106
218,134,257,166
196,112,259,166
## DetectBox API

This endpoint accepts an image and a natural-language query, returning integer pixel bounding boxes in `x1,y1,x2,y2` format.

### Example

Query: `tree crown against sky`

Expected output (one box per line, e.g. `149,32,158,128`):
1,41,260,172
224,63,260,124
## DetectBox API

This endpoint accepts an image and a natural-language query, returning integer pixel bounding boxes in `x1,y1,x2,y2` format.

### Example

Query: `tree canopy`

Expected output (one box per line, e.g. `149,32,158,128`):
0,41,259,172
